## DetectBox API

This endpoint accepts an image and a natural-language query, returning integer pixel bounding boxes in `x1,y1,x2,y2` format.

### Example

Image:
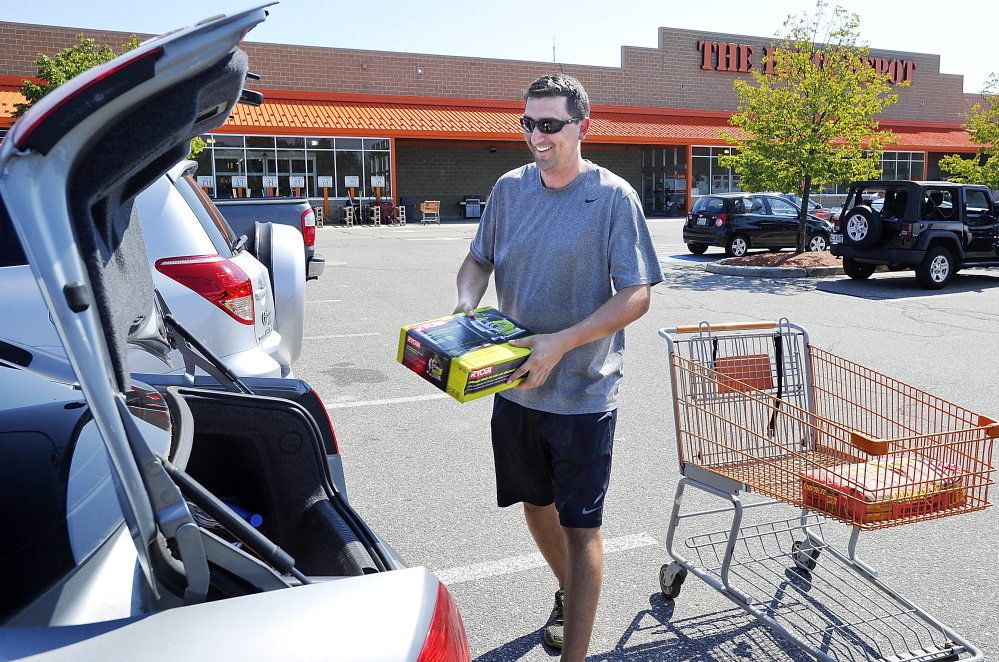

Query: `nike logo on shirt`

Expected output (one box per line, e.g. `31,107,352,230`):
584,198,599,203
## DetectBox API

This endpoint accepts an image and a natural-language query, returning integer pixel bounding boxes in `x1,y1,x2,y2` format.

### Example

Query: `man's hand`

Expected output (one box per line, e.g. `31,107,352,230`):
506,333,571,389
503,284,652,390
454,253,493,317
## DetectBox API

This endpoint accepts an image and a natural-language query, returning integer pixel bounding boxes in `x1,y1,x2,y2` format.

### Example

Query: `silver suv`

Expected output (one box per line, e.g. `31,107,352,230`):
1,160,304,378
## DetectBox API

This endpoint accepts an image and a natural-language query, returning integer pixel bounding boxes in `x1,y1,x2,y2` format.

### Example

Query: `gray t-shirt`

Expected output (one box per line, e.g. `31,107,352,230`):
469,161,663,415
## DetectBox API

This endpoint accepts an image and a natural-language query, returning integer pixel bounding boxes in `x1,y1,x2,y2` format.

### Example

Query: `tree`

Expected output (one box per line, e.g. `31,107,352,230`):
718,2,903,252
12,34,140,120
938,74,999,190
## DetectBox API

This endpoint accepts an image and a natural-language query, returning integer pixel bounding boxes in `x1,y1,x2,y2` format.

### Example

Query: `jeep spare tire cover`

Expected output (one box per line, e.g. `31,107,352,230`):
842,206,882,249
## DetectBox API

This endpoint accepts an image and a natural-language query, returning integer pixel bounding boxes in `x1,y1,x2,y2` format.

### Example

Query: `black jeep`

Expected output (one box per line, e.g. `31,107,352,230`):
830,180,999,289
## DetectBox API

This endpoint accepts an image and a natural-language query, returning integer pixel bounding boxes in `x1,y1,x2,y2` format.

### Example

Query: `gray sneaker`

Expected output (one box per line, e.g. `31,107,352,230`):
543,588,564,650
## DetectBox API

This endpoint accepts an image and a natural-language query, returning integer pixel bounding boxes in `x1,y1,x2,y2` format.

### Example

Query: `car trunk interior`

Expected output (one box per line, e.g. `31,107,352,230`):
167,387,381,579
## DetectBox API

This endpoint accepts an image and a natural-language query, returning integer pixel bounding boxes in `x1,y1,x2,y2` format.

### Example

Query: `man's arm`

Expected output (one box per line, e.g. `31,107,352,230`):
506,283,652,389
454,252,494,315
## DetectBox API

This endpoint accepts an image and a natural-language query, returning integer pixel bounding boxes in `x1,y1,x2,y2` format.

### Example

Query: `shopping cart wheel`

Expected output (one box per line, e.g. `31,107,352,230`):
659,562,688,600
792,540,821,572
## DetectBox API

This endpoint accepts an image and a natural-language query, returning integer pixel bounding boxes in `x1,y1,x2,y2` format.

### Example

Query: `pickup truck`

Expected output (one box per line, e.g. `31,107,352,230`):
830,180,999,289
212,197,325,280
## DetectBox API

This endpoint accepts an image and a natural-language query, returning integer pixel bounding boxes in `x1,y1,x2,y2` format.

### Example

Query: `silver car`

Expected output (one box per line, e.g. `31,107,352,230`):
0,159,304,379
0,5,470,660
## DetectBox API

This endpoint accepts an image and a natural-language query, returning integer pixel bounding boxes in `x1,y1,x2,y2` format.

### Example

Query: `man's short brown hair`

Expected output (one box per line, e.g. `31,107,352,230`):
524,73,590,118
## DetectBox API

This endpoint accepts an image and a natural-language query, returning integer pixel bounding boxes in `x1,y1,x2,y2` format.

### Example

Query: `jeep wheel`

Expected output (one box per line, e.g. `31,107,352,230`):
725,234,749,258
686,242,709,255
915,246,954,289
808,233,829,252
843,257,876,280
842,207,882,249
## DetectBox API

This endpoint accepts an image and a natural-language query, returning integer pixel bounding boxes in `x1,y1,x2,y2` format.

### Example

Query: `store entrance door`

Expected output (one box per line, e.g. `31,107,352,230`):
642,168,686,217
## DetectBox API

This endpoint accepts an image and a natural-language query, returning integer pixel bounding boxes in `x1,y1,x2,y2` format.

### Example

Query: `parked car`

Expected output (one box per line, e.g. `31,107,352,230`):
684,192,833,257
212,197,325,281
0,160,305,379
0,7,470,660
830,180,999,289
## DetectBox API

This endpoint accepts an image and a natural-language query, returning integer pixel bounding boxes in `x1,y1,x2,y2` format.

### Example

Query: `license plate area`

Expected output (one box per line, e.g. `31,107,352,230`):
831,233,843,244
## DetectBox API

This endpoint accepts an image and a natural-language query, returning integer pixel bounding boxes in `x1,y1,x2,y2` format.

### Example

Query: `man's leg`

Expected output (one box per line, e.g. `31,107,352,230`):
561,526,603,662
524,502,566,586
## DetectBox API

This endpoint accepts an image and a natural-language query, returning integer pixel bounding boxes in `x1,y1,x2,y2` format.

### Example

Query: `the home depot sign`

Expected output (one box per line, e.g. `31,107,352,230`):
696,41,917,85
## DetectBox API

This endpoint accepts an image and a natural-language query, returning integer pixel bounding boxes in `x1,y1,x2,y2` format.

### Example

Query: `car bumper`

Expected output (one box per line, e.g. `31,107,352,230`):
307,254,325,280
830,244,925,264
682,226,725,246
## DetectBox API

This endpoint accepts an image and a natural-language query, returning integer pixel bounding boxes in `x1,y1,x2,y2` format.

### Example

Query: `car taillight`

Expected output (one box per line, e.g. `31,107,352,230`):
155,255,255,325
899,223,912,237
301,208,316,246
416,583,470,662
714,213,728,227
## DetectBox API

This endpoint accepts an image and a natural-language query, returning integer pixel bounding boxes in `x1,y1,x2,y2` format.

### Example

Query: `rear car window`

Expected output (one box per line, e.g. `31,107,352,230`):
692,197,726,214
175,175,240,257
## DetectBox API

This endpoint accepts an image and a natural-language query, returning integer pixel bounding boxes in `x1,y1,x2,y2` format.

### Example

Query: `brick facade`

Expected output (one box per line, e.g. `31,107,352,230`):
0,19,981,217
0,20,981,123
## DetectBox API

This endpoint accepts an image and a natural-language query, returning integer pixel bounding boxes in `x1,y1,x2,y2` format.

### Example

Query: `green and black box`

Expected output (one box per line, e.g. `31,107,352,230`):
398,307,534,403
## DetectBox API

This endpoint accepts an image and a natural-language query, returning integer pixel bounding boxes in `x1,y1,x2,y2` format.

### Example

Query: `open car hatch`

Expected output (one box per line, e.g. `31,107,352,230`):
0,3,273,602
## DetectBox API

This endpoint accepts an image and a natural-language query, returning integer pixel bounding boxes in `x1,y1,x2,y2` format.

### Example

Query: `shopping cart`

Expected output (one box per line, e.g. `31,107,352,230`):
657,320,996,662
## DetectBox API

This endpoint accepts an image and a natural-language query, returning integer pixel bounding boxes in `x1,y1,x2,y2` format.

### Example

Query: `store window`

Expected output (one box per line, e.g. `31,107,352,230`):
691,146,741,197
191,134,393,200
879,151,925,181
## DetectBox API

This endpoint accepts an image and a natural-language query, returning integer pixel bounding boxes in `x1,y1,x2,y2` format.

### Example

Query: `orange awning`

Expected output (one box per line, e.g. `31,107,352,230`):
0,83,979,152
0,85,25,124
223,93,737,145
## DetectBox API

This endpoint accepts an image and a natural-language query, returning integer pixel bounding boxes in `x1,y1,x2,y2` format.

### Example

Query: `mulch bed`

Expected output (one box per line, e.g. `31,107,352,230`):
721,251,842,268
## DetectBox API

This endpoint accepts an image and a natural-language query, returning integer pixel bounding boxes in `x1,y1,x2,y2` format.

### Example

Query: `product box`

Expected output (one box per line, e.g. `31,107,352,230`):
800,454,966,524
398,307,534,403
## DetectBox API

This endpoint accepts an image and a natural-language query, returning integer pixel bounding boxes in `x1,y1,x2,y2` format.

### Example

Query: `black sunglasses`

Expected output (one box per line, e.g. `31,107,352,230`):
519,116,584,134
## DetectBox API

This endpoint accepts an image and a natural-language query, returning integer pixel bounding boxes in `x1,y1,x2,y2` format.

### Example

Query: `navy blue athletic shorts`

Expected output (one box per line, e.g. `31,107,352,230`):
490,395,616,528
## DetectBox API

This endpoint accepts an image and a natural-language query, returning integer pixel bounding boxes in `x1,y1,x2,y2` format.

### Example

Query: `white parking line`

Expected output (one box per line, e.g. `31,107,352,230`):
404,237,468,241
326,393,450,409
304,332,381,340
434,532,659,586
308,299,342,303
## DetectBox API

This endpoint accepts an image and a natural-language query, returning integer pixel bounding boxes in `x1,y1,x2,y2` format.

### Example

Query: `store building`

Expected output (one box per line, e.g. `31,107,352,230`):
0,20,984,219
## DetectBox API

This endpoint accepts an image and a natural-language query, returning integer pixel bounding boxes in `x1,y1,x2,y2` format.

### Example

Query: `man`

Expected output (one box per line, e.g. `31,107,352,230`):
454,73,662,661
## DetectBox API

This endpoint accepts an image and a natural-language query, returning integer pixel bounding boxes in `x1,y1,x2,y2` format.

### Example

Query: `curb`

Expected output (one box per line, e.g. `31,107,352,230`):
705,263,845,278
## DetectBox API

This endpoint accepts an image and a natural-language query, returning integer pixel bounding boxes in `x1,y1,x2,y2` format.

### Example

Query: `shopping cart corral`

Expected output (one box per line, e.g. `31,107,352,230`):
657,320,996,662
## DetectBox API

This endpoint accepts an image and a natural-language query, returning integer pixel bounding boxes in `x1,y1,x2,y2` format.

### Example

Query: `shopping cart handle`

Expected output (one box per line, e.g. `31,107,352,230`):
665,321,779,335
979,415,999,437
850,432,889,456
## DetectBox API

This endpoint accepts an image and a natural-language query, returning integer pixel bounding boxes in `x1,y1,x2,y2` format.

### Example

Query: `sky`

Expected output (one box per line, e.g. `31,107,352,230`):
5,0,996,94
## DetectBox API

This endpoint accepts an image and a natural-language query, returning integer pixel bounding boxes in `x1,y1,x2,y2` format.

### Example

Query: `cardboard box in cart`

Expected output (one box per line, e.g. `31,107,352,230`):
398,307,534,403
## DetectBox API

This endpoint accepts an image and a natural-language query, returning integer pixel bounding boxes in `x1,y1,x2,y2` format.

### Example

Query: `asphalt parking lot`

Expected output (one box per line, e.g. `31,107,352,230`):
297,218,999,661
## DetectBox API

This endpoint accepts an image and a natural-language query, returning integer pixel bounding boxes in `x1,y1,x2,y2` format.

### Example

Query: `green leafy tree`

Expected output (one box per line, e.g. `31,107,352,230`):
719,2,902,252
12,34,140,120
11,34,204,160
938,75,999,190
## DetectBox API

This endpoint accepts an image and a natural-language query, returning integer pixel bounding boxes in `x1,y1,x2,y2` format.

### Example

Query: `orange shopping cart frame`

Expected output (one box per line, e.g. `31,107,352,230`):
656,319,995,662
